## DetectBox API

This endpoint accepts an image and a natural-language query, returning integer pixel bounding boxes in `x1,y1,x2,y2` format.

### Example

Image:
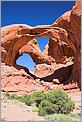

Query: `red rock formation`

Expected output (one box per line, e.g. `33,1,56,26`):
52,1,81,88
1,63,50,94
35,1,81,88
19,39,55,65
1,24,33,67
1,24,55,67
1,1,81,94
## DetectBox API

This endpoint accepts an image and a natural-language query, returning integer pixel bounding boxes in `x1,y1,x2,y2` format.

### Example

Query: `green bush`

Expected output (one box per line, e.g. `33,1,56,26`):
46,89,75,114
31,91,46,106
46,89,69,103
5,89,75,116
38,89,75,115
5,92,11,99
5,92,32,106
5,92,16,100
38,100,58,116
32,108,39,112
18,94,32,106
46,114,80,122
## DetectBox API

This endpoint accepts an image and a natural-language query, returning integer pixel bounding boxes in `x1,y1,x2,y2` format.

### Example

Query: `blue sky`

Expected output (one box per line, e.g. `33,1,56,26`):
1,1,75,72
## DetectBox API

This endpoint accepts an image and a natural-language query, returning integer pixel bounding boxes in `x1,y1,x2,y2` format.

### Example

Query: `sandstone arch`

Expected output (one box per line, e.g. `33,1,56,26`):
1,1,81,90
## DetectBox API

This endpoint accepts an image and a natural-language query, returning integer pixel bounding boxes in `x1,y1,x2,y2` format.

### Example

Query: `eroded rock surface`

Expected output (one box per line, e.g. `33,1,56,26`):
1,63,50,94
52,0,81,88
35,1,81,88
1,1,81,94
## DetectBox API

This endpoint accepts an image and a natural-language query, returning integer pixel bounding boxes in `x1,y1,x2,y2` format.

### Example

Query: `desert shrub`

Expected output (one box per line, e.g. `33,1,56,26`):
38,100,59,116
18,92,46,106
9,94,16,100
47,89,75,114
32,108,39,112
5,92,11,99
14,95,22,100
5,89,75,115
5,92,32,106
18,94,32,106
46,89,69,103
31,91,46,106
5,92,16,100
38,89,75,115
47,114,75,121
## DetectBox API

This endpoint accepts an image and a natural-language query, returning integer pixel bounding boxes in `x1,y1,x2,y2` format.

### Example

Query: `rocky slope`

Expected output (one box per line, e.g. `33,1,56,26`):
1,1,81,94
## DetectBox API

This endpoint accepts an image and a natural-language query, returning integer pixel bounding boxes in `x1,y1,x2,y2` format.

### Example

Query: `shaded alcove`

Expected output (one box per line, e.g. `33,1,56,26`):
40,65,73,83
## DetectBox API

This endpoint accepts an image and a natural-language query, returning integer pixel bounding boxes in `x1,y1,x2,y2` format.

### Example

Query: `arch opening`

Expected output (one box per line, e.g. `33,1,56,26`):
16,37,49,72
16,53,36,73
36,37,49,52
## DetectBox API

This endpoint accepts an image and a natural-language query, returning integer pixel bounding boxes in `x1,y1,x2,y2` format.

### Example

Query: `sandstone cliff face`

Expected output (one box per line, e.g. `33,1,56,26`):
52,1,81,87
1,1,81,94
35,1,81,88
